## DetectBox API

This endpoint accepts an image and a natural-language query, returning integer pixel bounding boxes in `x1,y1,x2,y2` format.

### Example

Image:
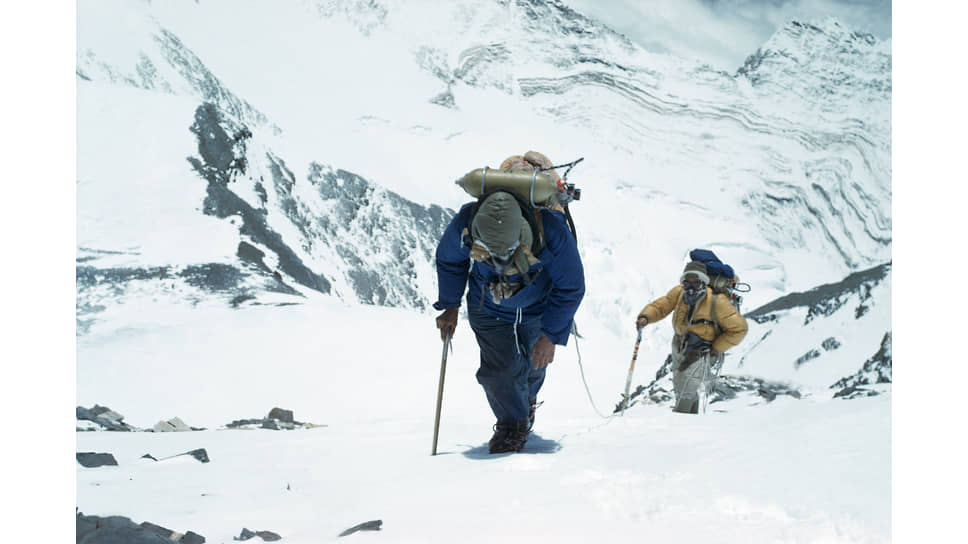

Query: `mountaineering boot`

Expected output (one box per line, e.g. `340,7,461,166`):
488,423,511,453
506,420,530,452
489,420,530,454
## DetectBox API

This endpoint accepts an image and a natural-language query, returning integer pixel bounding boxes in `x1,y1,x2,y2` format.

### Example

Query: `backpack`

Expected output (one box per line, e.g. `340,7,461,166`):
455,159,583,304
688,248,750,313
455,158,583,240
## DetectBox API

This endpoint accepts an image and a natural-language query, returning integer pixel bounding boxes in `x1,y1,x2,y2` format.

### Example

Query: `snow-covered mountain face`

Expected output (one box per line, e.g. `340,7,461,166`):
77,0,890,397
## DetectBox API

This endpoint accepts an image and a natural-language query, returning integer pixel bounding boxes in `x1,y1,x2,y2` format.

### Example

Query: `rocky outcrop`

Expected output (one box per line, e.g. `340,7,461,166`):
77,405,139,432
831,332,892,398
225,407,325,430
187,102,331,296
746,262,891,325
77,512,205,544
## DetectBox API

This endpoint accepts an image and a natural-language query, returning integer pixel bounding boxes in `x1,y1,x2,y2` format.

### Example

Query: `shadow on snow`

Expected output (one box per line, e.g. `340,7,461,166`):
456,432,562,459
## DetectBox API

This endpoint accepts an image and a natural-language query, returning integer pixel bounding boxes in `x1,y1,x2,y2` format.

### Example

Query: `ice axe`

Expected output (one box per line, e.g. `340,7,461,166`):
621,327,643,415
431,333,452,456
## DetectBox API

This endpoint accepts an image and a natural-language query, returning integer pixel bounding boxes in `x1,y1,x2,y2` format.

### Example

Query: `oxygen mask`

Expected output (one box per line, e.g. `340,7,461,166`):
682,278,707,305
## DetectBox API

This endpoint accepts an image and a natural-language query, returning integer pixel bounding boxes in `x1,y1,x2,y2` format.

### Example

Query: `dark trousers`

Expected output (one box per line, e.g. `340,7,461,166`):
468,304,546,424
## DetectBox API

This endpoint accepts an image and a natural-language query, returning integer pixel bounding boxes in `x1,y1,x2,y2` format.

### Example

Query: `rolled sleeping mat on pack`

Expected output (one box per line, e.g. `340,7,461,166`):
456,167,560,208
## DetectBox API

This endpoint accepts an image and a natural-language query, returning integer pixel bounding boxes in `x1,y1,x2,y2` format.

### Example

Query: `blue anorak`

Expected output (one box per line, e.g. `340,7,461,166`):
433,202,585,346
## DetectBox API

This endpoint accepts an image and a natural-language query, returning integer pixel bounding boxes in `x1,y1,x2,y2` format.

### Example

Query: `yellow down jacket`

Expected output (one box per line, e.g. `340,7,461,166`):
637,285,748,353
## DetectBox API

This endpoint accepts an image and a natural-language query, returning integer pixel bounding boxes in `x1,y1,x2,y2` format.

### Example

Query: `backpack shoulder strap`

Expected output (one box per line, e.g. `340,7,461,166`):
710,293,721,338
532,208,545,252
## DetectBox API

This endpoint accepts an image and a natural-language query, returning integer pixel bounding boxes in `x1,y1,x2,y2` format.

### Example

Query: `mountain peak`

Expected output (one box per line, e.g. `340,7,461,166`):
737,16,891,115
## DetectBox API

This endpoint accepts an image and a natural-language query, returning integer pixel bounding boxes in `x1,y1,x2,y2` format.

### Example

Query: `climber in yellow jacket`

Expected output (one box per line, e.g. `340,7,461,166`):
636,261,748,413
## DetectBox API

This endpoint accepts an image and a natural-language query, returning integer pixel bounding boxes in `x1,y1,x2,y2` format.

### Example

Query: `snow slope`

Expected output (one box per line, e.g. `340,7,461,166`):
77,300,890,543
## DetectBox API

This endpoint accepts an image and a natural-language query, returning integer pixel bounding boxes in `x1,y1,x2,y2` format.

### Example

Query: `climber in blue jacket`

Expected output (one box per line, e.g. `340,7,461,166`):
433,160,585,454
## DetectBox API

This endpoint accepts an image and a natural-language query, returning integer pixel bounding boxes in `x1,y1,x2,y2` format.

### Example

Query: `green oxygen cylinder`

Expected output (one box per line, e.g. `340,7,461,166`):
455,167,559,208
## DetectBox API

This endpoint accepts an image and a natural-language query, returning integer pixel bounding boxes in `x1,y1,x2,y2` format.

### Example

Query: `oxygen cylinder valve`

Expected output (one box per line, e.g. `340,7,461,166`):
555,180,581,204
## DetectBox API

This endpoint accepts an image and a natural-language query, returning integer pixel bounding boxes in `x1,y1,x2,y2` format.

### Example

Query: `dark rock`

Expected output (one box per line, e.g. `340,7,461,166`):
76,511,99,538
79,525,171,543
138,522,173,539
76,512,205,544
182,532,207,544
229,294,256,307
833,385,881,399
226,418,265,428
234,528,282,541
186,448,210,463
757,387,777,402
237,241,268,270
76,404,138,432
188,103,330,296
235,528,257,541
821,337,842,351
77,452,118,468
720,376,800,403
430,88,456,108
745,262,890,324
77,406,95,420
141,448,209,463
226,410,319,431
795,349,821,369
267,407,294,423
339,520,383,537
180,263,244,292
749,313,778,324
831,331,892,398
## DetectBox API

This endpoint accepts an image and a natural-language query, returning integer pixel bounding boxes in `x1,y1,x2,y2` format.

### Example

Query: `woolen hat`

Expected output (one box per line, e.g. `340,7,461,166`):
680,261,710,284
470,192,532,257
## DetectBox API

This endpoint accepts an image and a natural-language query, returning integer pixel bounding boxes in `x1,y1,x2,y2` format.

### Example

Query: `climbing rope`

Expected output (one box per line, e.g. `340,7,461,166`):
572,332,616,420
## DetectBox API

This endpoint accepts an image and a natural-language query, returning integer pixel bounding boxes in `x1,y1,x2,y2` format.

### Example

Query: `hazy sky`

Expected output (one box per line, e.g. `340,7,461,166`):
567,0,892,71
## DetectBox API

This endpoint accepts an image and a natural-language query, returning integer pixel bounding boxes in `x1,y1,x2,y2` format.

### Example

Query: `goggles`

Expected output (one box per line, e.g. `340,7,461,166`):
682,279,705,292
473,239,521,273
